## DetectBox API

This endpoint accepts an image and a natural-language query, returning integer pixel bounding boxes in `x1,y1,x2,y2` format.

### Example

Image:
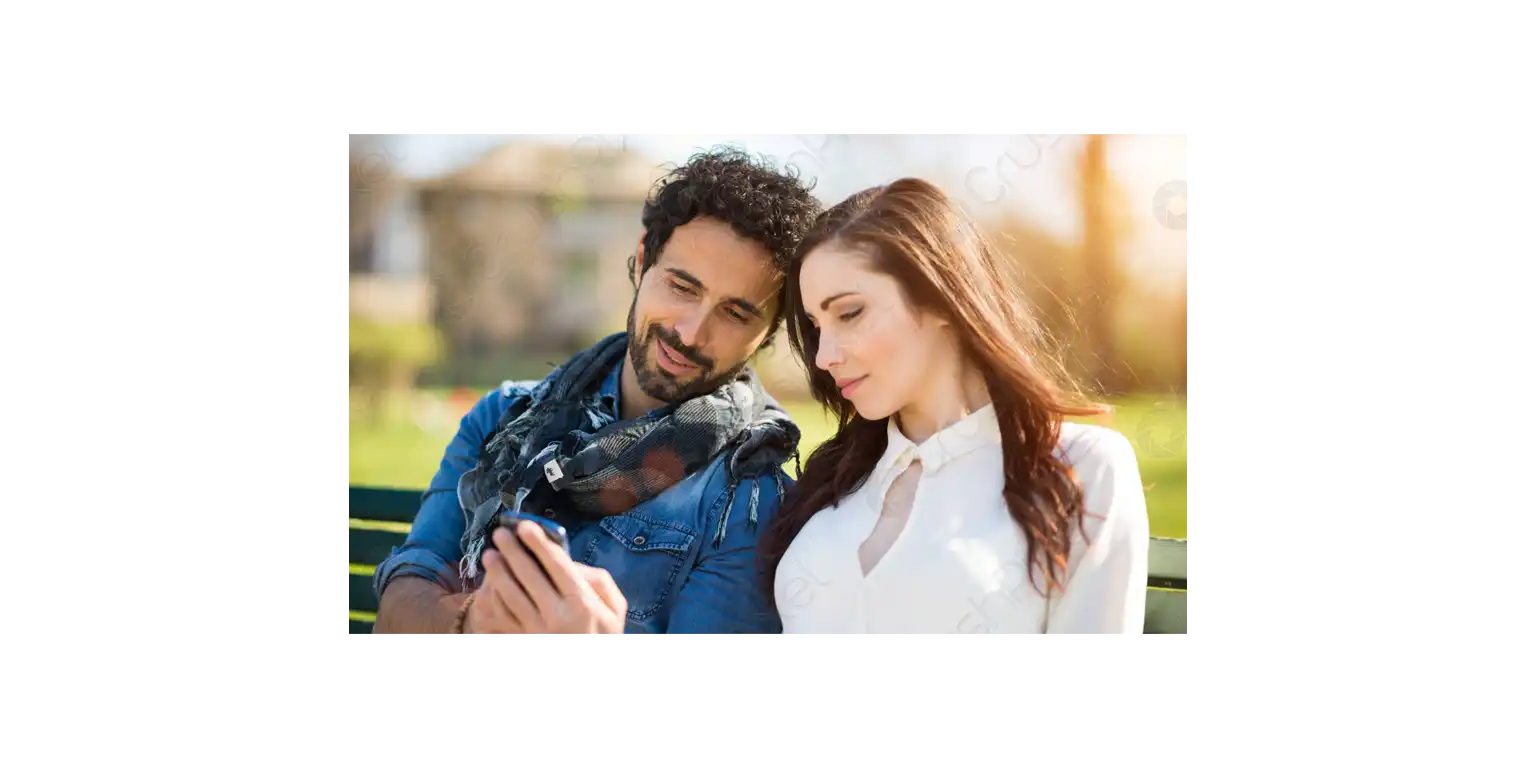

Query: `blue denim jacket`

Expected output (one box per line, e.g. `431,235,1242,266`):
373,362,790,633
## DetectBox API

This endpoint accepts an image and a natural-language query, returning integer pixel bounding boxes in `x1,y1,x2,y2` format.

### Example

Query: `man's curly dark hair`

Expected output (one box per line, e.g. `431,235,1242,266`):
630,147,822,347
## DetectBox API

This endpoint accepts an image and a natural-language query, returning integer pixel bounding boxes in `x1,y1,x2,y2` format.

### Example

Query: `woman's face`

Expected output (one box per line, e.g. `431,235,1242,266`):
797,243,952,421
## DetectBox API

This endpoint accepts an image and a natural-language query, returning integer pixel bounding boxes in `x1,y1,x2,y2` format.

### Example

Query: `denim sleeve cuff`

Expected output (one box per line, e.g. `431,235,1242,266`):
372,544,463,601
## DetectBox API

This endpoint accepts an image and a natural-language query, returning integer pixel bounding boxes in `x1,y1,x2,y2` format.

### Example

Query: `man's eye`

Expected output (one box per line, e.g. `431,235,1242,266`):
670,281,694,296
726,309,750,324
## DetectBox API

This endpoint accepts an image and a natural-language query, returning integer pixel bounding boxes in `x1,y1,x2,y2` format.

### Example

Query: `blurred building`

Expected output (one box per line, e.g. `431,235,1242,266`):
418,142,656,353
350,136,430,324
350,138,664,384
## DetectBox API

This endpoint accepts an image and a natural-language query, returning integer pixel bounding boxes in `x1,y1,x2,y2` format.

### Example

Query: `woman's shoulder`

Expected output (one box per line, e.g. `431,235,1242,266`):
1054,421,1150,544
1055,421,1140,482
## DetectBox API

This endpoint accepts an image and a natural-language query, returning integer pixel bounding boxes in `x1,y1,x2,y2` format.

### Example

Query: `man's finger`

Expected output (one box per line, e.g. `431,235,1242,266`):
464,583,514,634
517,521,584,598
579,564,627,617
494,527,560,614
472,595,521,634
480,549,535,631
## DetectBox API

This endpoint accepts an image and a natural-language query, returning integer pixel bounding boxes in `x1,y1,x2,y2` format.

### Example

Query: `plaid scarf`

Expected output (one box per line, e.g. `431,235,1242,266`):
455,332,799,586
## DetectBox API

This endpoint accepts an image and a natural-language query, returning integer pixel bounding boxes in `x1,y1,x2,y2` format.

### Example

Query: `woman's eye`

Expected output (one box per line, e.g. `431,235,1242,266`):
839,307,864,323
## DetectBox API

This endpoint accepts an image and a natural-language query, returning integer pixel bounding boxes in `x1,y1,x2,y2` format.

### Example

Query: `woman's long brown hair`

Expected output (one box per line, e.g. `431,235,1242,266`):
759,178,1109,606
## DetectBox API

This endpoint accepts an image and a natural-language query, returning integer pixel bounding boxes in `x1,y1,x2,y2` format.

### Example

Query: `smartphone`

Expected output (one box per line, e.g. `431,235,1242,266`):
496,510,571,557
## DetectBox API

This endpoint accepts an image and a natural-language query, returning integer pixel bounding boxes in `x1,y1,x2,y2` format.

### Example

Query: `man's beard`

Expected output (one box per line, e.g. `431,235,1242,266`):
626,300,748,404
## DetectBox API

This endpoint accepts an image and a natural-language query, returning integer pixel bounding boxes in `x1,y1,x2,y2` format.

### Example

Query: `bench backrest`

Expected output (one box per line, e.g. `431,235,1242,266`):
349,486,1187,633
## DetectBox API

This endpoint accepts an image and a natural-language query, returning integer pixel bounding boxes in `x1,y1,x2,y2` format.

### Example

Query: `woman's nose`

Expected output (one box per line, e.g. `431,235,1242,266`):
815,334,841,372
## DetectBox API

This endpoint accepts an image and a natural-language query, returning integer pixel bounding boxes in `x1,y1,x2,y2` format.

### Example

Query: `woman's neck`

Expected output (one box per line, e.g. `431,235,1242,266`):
894,357,991,445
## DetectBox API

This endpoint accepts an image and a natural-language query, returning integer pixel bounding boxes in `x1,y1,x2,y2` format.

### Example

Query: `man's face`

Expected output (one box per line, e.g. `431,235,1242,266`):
627,216,781,403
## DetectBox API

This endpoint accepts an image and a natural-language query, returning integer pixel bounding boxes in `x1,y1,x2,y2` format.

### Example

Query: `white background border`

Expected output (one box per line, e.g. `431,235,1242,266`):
6,2,1532,764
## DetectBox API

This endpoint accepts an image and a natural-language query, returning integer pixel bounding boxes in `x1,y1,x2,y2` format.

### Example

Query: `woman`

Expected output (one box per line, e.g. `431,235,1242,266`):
760,179,1149,633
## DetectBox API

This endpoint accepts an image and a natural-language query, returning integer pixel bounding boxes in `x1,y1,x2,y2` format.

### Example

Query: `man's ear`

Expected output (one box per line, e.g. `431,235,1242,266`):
632,236,647,287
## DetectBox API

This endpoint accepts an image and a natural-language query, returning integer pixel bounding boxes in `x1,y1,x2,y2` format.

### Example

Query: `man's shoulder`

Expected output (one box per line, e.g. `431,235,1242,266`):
1055,420,1139,480
459,378,550,432
631,449,786,520
690,451,793,520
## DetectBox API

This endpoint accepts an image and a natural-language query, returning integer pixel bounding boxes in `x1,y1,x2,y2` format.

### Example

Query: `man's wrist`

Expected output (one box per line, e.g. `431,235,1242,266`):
451,591,477,634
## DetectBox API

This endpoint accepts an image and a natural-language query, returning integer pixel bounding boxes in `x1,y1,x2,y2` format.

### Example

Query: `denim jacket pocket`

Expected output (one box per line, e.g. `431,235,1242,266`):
583,513,697,621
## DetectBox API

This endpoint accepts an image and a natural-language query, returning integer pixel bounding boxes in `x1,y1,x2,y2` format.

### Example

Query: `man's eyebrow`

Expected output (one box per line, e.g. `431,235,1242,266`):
664,268,704,289
666,268,766,319
726,297,765,320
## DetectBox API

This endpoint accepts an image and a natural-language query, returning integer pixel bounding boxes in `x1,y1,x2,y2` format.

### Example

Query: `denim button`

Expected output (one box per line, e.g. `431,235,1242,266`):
633,535,646,546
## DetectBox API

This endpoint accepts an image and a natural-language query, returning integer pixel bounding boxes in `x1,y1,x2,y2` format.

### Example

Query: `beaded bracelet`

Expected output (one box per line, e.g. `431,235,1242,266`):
452,592,477,634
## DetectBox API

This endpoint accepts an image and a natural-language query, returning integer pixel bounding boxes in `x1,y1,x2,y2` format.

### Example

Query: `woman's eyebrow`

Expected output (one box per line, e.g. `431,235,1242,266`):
819,291,857,310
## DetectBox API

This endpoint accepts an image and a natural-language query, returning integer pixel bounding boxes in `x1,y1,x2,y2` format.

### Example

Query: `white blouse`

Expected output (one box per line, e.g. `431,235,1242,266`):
774,404,1149,633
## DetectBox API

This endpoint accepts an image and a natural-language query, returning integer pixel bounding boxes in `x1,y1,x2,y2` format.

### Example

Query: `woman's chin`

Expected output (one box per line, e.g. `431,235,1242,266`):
849,395,895,422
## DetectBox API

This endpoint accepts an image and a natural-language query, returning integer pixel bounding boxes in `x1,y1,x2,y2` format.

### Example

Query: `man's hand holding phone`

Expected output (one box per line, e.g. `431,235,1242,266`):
465,514,628,634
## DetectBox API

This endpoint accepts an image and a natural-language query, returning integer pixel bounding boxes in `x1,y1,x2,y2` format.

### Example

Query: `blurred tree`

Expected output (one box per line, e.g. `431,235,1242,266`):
1178,273,1187,393
990,215,1091,384
350,313,445,422
1076,135,1131,395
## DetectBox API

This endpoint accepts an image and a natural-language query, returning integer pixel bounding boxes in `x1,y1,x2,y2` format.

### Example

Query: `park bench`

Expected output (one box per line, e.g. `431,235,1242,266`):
350,485,1187,633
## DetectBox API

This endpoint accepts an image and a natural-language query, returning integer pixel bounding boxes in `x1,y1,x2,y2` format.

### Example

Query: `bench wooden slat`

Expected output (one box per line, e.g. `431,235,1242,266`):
350,528,408,567
1148,537,1186,582
346,487,1188,634
1143,589,1187,634
351,572,379,614
350,486,425,524
1148,537,1185,579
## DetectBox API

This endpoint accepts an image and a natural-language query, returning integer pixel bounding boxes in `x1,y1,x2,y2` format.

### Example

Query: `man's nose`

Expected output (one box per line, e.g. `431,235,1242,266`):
673,306,710,350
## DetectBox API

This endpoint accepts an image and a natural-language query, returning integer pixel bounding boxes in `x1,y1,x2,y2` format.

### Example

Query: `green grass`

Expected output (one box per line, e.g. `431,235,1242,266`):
1072,395,1187,539
351,389,1185,539
350,398,456,495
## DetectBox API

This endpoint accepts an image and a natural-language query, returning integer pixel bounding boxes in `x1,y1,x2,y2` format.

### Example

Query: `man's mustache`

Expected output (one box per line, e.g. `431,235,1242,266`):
648,324,713,369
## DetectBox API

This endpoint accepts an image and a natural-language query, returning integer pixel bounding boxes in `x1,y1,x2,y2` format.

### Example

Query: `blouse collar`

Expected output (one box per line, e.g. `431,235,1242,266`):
871,402,1001,496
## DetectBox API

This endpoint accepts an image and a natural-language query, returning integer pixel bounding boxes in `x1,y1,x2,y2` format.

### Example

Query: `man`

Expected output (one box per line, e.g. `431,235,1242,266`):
373,148,822,633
